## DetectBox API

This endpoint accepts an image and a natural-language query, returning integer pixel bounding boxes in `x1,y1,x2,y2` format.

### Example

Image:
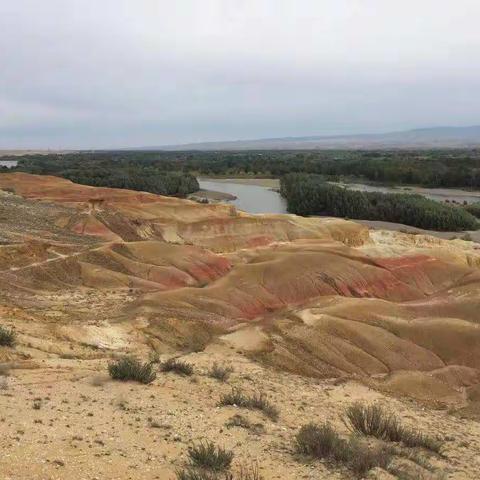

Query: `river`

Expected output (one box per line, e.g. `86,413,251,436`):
198,178,287,214
199,177,480,215
0,160,18,168
196,178,480,240
334,182,480,205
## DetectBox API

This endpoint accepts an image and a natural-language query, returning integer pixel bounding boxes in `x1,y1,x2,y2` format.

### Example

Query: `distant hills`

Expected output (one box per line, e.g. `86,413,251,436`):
150,126,480,151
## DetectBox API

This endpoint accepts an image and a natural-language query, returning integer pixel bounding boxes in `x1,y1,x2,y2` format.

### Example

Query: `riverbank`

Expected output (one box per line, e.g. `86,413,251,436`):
333,181,480,204
192,177,480,241
198,176,280,188
188,189,236,203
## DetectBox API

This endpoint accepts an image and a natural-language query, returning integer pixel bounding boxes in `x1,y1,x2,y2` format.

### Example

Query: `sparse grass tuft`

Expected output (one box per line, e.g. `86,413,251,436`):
108,356,156,384
295,423,392,478
177,464,263,480
149,351,160,364
208,362,233,382
344,402,399,439
225,414,265,435
295,423,348,460
161,358,194,376
218,388,279,421
0,326,16,347
344,403,442,453
176,468,217,480
226,463,263,480
187,441,234,472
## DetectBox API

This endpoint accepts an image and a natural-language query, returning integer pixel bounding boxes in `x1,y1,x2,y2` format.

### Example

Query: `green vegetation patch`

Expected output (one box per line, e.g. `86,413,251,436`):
281,173,478,231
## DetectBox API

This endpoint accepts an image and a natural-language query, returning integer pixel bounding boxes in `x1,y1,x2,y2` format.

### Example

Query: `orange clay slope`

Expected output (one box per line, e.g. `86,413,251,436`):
1,172,480,406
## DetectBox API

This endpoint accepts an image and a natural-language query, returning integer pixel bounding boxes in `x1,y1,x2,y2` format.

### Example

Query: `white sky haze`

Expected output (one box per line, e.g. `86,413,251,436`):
1,0,479,148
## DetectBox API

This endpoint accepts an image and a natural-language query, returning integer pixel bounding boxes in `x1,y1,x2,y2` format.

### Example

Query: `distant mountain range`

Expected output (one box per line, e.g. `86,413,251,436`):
148,126,480,151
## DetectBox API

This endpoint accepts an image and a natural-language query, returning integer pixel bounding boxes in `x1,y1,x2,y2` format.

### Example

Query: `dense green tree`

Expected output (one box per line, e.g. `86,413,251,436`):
7,148,480,189
7,155,199,197
280,174,478,231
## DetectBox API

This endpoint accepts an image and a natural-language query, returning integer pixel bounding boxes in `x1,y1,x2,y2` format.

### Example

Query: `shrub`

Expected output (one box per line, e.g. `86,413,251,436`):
108,356,156,384
344,402,399,439
397,430,443,453
177,465,263,480
187,441,234,472
347,436,392,478
344,403,442,453
161,358,194,376
218,388,279,421
149,351,160,364
0,326,16,347
226,463,263,480
295,423,392,478
209,363,233,382
295,423,348,461
176,468,217,480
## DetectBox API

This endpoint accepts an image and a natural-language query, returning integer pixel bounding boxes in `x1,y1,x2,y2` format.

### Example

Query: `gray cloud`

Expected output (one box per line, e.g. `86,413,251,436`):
1,0,480,148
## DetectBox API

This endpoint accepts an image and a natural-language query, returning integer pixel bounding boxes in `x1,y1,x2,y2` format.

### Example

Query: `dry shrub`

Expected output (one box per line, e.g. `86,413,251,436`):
209,363,233,382
108,356,156,384
344,403,442,453
161,358,194,376
177,463,263,480
0,326,16,347
219,388,279,421
187,441,234,472
295,423,392,478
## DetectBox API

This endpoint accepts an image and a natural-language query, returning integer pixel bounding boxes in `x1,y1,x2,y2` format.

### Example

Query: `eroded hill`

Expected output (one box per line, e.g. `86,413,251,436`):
1,173,480,479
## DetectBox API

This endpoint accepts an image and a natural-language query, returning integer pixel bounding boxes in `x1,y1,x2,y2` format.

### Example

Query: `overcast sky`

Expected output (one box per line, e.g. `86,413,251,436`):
1,0,480,149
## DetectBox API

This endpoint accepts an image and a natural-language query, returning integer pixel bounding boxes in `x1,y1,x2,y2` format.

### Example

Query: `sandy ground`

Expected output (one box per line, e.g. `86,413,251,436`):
1,347,479,480
334,182,480,203
189,189,237,202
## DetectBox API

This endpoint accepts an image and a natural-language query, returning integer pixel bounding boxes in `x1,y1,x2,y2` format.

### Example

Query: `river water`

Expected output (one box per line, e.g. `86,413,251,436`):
198,179,287,214
197,178,480,241
0,160,18,168
334,182,480,205
199,178,480,216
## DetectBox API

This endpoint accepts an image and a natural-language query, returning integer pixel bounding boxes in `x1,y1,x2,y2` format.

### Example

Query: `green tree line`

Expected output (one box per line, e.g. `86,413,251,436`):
8,155,198,197
280,174,478,231
6,148,480,188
